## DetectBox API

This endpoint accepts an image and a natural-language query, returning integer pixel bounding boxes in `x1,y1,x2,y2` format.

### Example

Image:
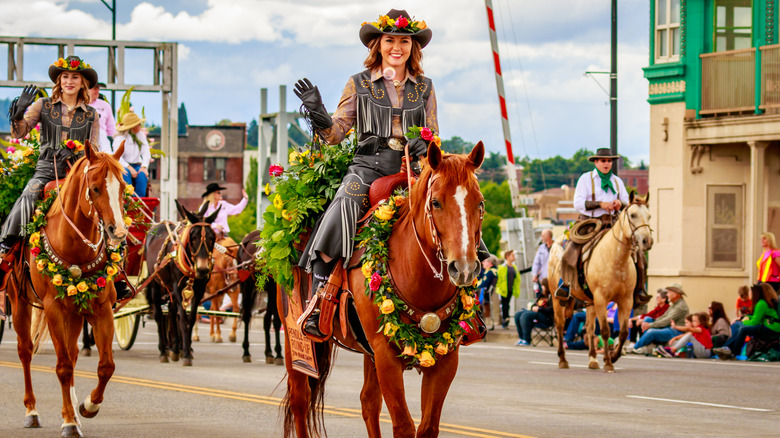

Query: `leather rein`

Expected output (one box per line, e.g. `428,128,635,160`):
52,154,108,252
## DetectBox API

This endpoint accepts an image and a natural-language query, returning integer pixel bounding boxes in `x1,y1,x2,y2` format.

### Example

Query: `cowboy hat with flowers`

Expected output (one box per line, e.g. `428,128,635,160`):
49,56,98,89
359,9,432,48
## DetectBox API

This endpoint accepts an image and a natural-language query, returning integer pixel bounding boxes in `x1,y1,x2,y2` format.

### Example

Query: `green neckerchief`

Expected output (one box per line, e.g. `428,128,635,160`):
596,169,616,194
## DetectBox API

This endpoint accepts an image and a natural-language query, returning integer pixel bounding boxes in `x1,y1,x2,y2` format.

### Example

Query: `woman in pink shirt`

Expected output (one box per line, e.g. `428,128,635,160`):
200,183,248,238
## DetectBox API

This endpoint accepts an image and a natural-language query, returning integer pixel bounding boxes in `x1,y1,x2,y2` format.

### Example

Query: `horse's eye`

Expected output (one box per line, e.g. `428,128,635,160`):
91,187,100,195
479,201,485,211
431,199,441,209
630,213,637,219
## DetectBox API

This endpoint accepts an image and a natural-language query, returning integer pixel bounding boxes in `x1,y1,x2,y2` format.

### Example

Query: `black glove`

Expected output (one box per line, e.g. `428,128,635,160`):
8,85,38,122
293,78,333,131
407,137,429,157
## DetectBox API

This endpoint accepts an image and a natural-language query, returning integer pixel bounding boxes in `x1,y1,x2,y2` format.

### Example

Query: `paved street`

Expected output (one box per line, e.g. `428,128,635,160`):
0,319,777,437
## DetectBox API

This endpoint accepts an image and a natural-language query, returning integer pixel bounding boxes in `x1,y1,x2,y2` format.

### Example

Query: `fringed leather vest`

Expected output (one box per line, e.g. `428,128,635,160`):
39,98,95,151
351,70,432,155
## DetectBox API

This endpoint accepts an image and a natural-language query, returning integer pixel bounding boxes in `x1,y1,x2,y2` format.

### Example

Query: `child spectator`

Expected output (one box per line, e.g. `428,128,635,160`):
709,301,731,348
656,313,712,358
714,283,780,360
736,285,753,319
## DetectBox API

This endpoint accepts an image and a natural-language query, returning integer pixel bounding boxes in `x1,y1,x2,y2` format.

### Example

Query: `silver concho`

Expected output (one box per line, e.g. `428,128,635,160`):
419,312,441,334
68,265,82,279
387,138,404,151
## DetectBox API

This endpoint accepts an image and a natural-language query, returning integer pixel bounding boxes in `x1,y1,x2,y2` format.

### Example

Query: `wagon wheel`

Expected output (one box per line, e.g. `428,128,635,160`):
0,295,8,345
114,313,140,350
0,317,5,345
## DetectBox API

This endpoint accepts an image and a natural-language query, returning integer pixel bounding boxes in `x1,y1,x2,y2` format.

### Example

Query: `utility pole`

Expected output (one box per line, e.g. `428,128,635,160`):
610,0,618,173
100,0,117,112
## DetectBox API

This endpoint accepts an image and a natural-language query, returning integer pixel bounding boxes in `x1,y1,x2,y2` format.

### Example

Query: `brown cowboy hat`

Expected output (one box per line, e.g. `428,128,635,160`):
359,9,433,48
588,148,620,162
665,283,686,296
116,112,146,132
48,56,98,89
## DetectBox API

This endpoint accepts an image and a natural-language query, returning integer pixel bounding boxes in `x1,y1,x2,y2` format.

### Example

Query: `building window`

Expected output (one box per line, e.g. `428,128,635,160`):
706,185,744,268
178,158,188,181
655,0,681,62
714,0,752,52
203,157,227,181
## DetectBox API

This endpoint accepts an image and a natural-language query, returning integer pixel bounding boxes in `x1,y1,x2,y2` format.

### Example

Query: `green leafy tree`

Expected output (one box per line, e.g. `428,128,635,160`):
481,212,502,254
227,157,258,241
216,118,232,126
247,119,258,148
480,180,518,219
178,103,188,135
440,136,474,155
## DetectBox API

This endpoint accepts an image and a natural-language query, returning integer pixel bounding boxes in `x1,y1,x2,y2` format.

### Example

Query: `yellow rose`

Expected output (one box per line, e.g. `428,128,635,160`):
67,285,78,296
273,194,284,210
281,210,294,221
52,274,63,286
380,299,395,315
125,184,135,195
418,20,428,30
383,322,398,337
402,344,417,356
435,342,449,356
461,294,474,311
419,350,436,367
289,150,301,164
124,216,133,226
29,232,40,246
433,135,441,147
361,260,374,278
111,252,122,263
264,183,271,196
36,260,46,271
393,196,406,207
48,262,57,272
106,265,118,277
76,281,88,293
374,205,395,221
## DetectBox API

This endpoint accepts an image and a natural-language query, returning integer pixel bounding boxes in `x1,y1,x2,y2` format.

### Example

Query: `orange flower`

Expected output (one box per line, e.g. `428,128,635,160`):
36,260,46,271
361,260,374,279
52,274,63,286
435,343,449,356
67,285,78,296
461,294,474,311
419,350,436,367
402,344,417,356
380,299,395,315
76,281,88,293
374,204,395,221
418,20,428,30
110,252,122,263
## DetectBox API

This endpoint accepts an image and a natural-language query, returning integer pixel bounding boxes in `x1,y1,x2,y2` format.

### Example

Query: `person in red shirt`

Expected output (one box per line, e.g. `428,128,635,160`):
658,313,712,358
736,285,753,318
627,289,669,345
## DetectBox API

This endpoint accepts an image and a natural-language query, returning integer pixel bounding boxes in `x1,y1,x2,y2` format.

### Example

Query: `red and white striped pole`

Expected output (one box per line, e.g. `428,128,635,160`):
485,0,522,210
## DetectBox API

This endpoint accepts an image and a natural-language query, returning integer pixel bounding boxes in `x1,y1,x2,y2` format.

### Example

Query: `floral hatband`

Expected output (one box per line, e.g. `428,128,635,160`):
365,14,427,34
53,56,91,71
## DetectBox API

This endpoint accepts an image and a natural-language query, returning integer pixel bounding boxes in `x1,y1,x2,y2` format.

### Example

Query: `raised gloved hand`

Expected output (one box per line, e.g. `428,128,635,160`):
293,78,333,131
8,85,39,122
407,137,429,157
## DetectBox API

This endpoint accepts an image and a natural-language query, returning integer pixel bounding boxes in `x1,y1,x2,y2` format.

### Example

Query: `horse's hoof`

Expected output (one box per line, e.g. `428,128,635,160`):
229,334,237,343
193,335,200,342
604,365,615,373
182,357,193,367
78,401,99,419
558,362,569,369
265,355,274,364
215,337,223,344
79,348,91,357
242,355,252,363
168,351,180,362
61,424,83,438
274,357,284,366
588,360,600,370
159,354,169,363
24,415,41,428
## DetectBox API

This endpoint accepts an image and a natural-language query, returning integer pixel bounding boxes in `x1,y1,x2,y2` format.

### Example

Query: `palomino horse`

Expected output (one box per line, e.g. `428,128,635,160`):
548,192,653,372
235,229,283,363
280,142,485,437
143,201,219,366
6,143,127,438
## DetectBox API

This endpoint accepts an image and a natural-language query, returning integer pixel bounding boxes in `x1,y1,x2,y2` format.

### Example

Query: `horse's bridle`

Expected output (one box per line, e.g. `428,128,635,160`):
173,222,216,278
611,202,652,253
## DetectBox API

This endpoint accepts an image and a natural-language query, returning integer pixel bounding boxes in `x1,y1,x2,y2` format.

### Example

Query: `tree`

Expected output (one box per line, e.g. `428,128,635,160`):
178,103,189,135
480,180,519,219
481,212,502,254
247,119,258,148
440,136,474,155
227,157,258,240
216,118,232,126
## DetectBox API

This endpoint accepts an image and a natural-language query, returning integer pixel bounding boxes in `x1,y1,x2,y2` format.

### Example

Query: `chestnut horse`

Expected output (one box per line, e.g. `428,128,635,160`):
547,192,653,372
280,142,485,437
6,143,127,438
143,202,219,366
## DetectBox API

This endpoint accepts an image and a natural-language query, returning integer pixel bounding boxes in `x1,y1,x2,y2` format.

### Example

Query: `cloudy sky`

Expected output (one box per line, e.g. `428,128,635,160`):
0,0,652,164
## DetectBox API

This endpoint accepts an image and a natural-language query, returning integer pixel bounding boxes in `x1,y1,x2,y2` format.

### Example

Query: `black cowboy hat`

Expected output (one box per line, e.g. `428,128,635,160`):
359,9,433,48
48,55,98,89
588,148,620,162
201,182,227,198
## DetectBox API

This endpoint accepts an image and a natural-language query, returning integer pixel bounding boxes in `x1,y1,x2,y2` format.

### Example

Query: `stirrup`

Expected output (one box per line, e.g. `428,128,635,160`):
554,279,571,300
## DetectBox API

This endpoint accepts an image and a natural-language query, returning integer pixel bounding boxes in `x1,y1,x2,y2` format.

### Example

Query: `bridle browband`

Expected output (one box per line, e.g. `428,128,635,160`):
611,201,652,253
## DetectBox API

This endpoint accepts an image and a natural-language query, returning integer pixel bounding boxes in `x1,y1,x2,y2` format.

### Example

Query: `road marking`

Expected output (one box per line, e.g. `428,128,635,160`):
528,361,623,370
626,395,772,412
0,360,534,438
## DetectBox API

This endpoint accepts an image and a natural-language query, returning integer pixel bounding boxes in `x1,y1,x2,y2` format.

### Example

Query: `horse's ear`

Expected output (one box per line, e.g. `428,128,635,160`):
205,205,221,224
175,200,196,223
84,139,95,161
629,189,636,204
113,140,125,161
469,141,485,169
428,142,443,170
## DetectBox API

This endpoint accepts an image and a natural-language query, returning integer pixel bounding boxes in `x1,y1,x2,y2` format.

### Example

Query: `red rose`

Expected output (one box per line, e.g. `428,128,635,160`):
96,277,106,288
269,164,284,177
369,272,382,292
69,59,80,69
396,16,409,28
66,140,76,149
420,127,433,141
30,247,41,256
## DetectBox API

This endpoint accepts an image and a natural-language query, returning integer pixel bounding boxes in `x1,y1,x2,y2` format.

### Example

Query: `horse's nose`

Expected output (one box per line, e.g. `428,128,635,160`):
447,260,480,287
644,235,654,250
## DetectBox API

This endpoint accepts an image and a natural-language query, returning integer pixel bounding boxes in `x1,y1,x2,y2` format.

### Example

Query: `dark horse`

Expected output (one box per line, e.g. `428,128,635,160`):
235,229,283,364
280,142,485,437
5,143,127,438
143,201,219,366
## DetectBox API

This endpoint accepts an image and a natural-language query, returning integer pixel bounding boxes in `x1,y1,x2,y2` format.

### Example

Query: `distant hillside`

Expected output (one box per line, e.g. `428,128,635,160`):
0,99,10,132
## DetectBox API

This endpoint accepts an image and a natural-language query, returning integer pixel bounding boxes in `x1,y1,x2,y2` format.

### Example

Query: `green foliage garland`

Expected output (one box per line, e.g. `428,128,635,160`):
256,136,357,290
355,192,479,368
0,129,41,220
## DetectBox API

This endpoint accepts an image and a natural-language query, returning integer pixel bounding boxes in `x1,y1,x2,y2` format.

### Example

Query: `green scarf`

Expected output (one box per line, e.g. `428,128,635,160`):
596,169,616,194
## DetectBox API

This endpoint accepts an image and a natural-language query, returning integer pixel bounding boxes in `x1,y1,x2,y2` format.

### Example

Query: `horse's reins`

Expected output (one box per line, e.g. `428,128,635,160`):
610,203,652,252
52,154,106,252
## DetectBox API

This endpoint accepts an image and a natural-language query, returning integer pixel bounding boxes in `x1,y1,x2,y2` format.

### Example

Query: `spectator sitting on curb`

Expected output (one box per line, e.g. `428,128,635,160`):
656,312,712,358
627,289,669,348
709,301,732,348
713,283,780,360
628,283,689,355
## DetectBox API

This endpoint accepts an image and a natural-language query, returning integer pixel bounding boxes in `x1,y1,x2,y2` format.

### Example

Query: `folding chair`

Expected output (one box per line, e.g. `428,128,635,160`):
531,323,556,347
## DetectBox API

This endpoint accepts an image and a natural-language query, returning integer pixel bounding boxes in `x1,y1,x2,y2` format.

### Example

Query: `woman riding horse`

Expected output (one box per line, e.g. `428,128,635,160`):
295,8,489,339
0,56,100,314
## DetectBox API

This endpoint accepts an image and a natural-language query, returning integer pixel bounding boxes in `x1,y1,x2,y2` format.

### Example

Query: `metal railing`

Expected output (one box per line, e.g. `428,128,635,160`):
700,48,755,114
761,44,780,109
